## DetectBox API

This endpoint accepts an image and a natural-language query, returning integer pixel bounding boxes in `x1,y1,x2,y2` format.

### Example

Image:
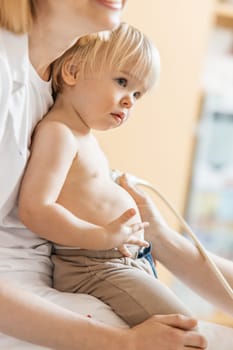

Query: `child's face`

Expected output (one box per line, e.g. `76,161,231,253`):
68,69,146,131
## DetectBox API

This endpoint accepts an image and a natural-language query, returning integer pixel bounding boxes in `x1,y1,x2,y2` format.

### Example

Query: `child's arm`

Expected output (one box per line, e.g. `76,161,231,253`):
18,121,148,250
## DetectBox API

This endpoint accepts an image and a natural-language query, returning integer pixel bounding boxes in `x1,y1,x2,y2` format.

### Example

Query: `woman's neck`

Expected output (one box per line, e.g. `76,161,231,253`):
28,3,87,81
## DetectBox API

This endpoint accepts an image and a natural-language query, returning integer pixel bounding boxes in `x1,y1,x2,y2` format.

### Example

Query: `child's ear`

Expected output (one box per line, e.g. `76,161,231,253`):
61,59,79,86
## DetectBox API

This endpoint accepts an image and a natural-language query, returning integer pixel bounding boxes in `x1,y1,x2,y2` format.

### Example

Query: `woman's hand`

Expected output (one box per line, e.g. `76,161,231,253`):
129,314,207,350
118,173,175,261
119,174,169,235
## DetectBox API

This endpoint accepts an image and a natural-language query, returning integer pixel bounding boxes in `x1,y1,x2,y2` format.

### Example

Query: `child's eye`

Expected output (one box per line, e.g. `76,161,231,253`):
133,91,141,100
116,78,127,87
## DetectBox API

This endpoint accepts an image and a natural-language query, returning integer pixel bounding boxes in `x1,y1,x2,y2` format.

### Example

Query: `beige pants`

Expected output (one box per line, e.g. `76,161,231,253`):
52,247,191,327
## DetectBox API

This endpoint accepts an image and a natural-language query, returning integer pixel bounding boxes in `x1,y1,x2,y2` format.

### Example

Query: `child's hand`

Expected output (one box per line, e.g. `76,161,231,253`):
104,208,149,250
117,239,149,257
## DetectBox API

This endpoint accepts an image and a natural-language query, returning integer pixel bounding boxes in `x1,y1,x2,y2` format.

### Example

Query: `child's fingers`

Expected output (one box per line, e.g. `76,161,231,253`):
108,209,149,232
129,221,149,234
109,208,136,228
117,244,132,257
127,236,149,248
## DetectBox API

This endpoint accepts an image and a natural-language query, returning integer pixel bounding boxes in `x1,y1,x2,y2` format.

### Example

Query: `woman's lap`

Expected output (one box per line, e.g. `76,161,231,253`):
0,269,126,349
0,271,232,350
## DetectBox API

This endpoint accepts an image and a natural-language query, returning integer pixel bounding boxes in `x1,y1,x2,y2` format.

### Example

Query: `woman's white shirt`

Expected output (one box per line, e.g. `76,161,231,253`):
0,29,53,273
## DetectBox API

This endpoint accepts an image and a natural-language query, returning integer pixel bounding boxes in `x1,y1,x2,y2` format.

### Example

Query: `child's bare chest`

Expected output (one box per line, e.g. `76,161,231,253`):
75,137,109,178
63,135,110,193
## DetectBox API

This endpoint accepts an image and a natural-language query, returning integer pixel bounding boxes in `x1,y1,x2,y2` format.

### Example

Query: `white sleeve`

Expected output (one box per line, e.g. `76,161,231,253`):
0,54,11,143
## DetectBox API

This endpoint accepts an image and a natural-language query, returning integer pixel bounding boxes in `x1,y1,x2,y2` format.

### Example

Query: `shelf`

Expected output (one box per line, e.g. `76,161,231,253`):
215,3,233,27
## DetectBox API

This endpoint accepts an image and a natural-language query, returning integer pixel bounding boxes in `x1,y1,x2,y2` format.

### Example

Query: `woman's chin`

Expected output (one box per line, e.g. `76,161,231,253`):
94,15,120,32
89,3,122,32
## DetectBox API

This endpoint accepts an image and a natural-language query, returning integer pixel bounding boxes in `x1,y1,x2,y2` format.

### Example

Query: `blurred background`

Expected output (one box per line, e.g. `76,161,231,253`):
94,0,233,326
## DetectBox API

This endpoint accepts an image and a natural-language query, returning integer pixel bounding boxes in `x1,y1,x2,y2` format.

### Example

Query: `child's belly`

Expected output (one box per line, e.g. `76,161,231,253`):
58,180,143,235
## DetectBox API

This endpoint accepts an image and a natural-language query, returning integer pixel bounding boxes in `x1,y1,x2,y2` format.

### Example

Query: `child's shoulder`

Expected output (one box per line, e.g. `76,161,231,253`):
36,115,70,131
33,115,76,147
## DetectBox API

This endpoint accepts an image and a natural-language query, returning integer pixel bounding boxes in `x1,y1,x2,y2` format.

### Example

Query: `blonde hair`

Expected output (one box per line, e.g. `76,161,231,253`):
52,22,160,95
0,0,37,34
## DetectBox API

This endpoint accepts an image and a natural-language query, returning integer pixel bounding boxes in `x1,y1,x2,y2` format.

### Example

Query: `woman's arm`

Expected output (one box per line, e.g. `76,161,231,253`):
120,175,233,315
154,228,233,315
0,280,206,350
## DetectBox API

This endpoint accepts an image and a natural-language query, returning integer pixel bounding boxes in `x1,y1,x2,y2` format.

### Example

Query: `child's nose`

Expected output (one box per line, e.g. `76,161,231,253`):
120,95,134,109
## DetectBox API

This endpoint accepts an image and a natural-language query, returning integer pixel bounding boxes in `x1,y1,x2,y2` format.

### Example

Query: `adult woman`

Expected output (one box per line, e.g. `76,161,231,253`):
0,1,206,349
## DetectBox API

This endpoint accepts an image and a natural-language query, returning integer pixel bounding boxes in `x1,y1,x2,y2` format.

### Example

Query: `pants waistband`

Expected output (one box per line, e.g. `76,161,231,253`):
53,243,152,260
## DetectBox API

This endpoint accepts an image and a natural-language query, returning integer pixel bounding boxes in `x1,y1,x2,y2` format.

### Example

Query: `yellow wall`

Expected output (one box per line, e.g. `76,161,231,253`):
95,0,215,223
